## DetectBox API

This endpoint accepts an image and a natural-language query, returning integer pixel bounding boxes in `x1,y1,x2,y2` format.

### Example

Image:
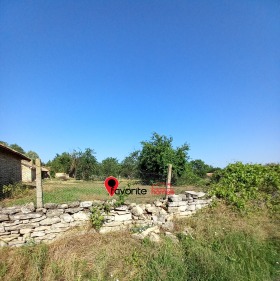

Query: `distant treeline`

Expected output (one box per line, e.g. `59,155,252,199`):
1,133,218,185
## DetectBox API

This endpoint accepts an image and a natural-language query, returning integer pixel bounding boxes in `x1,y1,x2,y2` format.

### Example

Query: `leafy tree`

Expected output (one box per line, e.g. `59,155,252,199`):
25,150,39,162
120,151,140,179
101,157,120,178
50,152,72,174
138,132,189,184
189,159,214,178
75,148,98,180
9,144,25,154
0,141,8,146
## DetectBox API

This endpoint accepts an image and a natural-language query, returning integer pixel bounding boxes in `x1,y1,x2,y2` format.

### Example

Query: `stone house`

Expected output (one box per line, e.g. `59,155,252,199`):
22,160,50,183
0,143,31,191
21,160,36,182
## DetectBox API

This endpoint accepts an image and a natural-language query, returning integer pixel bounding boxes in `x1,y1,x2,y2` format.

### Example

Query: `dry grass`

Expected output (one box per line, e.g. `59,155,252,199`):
0,203,279,281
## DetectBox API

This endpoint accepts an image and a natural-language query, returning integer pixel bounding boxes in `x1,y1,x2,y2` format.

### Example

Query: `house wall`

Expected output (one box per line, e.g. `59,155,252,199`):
0,150,22,191
21,160,36,182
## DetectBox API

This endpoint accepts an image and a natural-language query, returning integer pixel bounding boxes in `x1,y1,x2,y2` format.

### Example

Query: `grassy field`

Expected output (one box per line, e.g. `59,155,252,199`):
0,203,279,281
0,179,203,207
0,180,279,280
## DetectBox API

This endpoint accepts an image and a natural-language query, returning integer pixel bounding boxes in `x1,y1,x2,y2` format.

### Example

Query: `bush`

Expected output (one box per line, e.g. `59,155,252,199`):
209,162,280,211
2,182,31,199
90,205,105,230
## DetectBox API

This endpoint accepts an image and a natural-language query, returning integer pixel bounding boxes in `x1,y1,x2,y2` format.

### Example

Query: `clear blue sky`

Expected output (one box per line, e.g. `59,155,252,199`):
0,0,279,167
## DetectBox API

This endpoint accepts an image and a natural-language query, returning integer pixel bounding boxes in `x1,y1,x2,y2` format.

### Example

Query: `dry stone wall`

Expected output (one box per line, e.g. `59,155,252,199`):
0,191,212,247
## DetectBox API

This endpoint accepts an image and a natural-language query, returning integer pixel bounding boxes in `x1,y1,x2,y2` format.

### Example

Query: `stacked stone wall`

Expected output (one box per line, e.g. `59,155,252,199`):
0,191,212,247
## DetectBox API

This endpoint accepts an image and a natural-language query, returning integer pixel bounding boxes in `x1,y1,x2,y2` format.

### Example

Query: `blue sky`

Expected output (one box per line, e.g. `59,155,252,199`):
0,0,279,167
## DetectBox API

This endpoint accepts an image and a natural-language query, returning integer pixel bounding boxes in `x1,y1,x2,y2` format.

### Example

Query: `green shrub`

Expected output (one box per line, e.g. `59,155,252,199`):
209,162,280,211
2,182,31,199
90,205,105,230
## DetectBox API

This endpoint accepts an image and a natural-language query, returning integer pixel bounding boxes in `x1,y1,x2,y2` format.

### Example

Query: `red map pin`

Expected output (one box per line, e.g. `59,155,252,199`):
104,176,119,196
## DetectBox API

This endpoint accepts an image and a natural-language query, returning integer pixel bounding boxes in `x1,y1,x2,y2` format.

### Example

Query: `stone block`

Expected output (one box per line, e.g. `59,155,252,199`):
31,231,46,237
167,207,180,213
65,207,83,214
178,205,188,212
187,205,196,211
114,213,132,222
80,201,93,208
0,215,9,222
196,204,202,210
73,211,90,221
51,222,69,229
60,213,74,223
149,232,161,243
44,203,58,209
68,201,80,208
1,206,21,215
103,221,123,227
46,209,64,218
40,217,61,225
30,215,47,222
177,211,192,217
146,206,158,214
99,225,126,234
20,228,33,234
10,213,43,220
162,221,174,231
114,205,128,211
58,204,68,209
34,226,51,231
131,206,144,216
21,202,35,214
168,195,182,202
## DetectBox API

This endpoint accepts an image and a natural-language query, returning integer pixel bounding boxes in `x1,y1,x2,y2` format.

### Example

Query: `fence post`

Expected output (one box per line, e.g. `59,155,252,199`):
35,158,43,208
165,164,172,199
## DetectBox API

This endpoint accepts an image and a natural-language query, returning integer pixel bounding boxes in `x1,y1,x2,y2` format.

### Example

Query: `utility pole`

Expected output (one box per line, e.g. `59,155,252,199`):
165,164,172,199
36,158,43,208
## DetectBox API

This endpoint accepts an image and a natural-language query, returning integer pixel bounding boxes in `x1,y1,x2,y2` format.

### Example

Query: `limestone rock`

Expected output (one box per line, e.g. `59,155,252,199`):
65,207,83,214
10,213,43,220
0,215,9,222
68,201,80,208
44,203,58,209
146,206,158,214
80,201,93,208
46,209,64,218
19,228,33,234
162,221,174,231
114,205,128,211
114,213,132,222
40,217,61,226
21,202,35,214
168,195,182,202
58,204,68,209
1,206,21,215
31,231,46,237
60,213,74,223
154,200,163,207
131,206,144,216
149,232,161,243
73,211,90,221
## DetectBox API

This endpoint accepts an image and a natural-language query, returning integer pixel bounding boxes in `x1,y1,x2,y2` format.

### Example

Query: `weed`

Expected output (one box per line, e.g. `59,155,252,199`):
90,205,105,230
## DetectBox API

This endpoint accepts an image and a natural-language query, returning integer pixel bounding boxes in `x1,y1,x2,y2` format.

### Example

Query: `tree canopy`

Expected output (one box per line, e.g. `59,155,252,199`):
138,132,189,184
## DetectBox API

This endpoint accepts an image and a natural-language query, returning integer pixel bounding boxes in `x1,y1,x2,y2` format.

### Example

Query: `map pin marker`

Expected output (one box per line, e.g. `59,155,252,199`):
104,176,119,196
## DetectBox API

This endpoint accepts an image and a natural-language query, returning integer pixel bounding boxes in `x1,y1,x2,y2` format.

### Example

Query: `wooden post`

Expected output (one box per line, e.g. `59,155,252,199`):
165,164,172,199
36,158,43,208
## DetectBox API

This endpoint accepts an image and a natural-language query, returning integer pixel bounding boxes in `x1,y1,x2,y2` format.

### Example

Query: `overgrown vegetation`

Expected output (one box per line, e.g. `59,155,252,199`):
1,182,32,199
209,162,280,212
90,205,105,230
